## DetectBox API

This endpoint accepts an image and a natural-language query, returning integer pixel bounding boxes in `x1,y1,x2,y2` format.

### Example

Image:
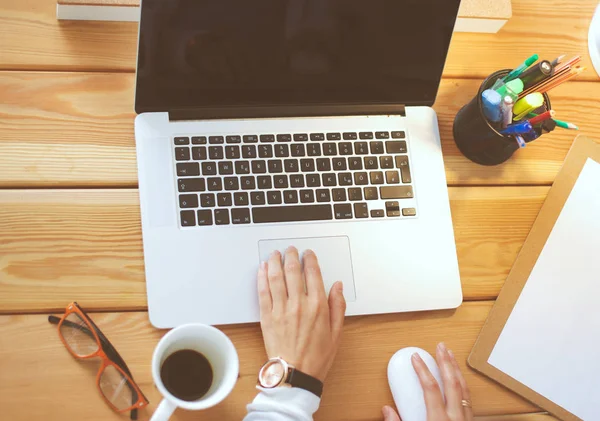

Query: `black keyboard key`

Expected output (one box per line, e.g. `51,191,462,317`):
301,158,316,172
343,132,358,140
386,141,407,154
290,174,304,188
307,144,321,156
354,202,369,218
386,201,401,217
175,147,190,161
332,188,347,201
354,172,368,186
235,161,251,174
200,193,216,207
214,209,230,225
300,189,315,203
402,208,417,216
268,160,283,173
334,204,352,219
180,210,196,226
316,158,331,172
339,142,353,155
273,175,288,188
323,173,336,186
364,187,378,200
396,155,412,183
348,188,362,201
252,160,267,174
316,189,331,202
207,177,222,191
376,131,390,139
174,137,189,145
192,146,207,161
294,133,309,142
224,177,239,191
364,157,378,169
178,178,205,192
370,171,384,185
258,145,273,158
391,131,406,139
284,190,299,204
332,158,347,171
371,209,385,218
338,173,353,186
217,193,233,207
209,146,224,160
380,156,394,169
306,174,321,187
380,186,414,199
284,159,299,173
219,161,234,175
225,146,241,159
179,194,199,208
291,144,306,157
177,162,200,176
209,136,224,144
348,157,362,170
234,192,249,206
197,210,213,225
277,134,292,142
386,170,400,184
310,133,325,141
267,190,283,204
355,142,369,155
257,175,272,189
323,143,337,156
260,134,275,143
370,141,385,154
226,135,241,144
192,136,207,145
232,208,251,224
251,191,266,205
359,132,374,139
241,176,256,190
326,133,341,141
253,204,333,223
275,144,289,157
201,162,217,175
243,135,259,143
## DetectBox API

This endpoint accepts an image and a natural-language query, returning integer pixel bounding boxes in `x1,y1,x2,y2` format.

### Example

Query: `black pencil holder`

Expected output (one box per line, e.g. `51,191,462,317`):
453,69,551,166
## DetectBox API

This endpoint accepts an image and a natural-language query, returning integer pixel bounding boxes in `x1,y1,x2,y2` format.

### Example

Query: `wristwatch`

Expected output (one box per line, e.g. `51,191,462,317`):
257,357,324,398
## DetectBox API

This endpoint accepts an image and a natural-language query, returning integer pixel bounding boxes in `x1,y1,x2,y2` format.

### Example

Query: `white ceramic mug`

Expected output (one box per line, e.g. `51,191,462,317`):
150,324,239,420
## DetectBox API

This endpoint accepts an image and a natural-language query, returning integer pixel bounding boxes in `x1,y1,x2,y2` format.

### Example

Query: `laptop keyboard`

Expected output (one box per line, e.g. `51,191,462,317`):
174,130,416,227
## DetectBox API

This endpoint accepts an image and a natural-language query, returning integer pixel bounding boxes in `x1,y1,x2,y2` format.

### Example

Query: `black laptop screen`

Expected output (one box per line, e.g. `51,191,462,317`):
135,0,461,113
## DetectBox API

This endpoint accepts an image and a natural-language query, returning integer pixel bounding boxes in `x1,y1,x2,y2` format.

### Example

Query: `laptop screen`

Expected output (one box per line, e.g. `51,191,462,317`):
135,0,461,113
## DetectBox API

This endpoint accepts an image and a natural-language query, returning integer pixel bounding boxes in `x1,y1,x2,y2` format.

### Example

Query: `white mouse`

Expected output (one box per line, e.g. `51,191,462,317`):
387,347,445,421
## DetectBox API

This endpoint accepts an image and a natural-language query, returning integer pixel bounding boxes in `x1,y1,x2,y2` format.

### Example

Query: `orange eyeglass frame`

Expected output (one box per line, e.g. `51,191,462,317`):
49,302,149,418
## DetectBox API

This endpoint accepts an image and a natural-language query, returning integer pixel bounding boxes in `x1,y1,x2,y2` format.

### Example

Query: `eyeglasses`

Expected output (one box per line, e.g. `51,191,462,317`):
48,302,149,420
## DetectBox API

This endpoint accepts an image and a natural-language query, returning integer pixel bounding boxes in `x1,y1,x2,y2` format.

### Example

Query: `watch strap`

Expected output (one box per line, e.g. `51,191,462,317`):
287,368,323,398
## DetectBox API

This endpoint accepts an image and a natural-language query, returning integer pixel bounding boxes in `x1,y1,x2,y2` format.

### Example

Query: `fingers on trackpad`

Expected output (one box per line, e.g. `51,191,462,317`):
258,236,357,302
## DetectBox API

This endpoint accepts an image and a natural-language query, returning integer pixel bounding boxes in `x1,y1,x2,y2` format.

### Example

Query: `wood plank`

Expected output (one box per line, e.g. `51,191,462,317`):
1,0,597,81
476,415,555,421
0,187,546,313
2,72,599,188
0,302,540,420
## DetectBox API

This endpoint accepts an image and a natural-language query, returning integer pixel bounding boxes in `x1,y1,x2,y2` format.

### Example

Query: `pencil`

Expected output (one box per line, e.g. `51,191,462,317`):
554,119,579,130
529,110,556,125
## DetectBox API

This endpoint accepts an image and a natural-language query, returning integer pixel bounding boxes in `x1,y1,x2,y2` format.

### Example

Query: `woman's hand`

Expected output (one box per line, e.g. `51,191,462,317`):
257,247,347,382
382,343,473,421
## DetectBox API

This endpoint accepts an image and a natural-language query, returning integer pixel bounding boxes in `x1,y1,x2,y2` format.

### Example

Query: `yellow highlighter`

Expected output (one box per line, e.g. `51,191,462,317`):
513,93,544,121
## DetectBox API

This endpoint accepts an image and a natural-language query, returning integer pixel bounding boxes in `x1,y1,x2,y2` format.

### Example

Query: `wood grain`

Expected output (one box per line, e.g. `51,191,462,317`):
1,0,598,81
0,302,541,420
2,72,599,188
0,187,546,313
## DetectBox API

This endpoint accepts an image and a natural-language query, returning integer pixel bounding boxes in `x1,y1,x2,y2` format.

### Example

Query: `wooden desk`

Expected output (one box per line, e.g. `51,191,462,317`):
0,0,598,419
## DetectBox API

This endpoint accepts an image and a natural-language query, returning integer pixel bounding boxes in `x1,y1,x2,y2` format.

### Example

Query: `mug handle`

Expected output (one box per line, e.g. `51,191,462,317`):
150,399,177,421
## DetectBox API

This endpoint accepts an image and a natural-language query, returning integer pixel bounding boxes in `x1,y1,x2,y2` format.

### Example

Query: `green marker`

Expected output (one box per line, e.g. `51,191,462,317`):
503,54,539,82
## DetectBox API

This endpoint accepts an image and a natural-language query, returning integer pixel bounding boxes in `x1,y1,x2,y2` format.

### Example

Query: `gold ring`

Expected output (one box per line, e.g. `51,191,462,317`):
461,399,472,408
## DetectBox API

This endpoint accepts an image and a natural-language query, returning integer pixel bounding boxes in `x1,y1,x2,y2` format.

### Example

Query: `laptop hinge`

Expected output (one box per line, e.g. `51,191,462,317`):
169,104,406,121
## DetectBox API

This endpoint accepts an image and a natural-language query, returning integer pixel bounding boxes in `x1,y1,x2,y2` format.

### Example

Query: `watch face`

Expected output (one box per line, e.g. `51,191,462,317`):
260,360,285,388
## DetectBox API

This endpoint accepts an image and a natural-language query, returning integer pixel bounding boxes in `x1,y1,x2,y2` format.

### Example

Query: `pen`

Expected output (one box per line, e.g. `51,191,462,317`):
503,54,539,82
501,120,533,135
529,110,556,125
520,60,554,90
500,96,514,129
514,135,527,148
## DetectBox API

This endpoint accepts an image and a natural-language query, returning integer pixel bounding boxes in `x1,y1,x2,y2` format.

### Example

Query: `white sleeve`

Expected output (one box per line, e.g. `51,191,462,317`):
243,387,321,421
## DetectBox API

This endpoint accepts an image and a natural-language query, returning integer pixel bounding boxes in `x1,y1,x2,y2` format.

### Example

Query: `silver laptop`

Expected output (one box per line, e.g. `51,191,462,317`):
134,0,463,328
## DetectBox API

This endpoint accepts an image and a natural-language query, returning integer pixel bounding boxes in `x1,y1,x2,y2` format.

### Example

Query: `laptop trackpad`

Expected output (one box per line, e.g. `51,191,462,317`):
258,236,356,302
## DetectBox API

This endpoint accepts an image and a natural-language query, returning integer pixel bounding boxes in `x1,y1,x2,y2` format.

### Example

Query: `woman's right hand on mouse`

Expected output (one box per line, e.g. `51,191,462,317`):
382,342,473,421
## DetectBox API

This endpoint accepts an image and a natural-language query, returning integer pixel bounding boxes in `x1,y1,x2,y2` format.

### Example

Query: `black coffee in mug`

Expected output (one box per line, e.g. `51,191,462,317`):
160,349,214,401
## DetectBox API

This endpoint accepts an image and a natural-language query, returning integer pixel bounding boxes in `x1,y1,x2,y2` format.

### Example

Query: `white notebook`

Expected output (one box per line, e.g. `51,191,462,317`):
488,158,600,420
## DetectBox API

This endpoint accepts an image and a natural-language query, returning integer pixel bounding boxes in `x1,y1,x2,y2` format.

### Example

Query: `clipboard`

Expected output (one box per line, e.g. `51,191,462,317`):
468,135,600,421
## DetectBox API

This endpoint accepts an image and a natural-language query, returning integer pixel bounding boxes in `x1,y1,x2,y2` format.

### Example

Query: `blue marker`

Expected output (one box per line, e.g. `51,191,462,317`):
515,135,527,148
482,89,502,122
501,120,533,136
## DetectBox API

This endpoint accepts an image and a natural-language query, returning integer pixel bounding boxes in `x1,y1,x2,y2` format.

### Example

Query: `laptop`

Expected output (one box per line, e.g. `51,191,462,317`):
134,0,463,328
